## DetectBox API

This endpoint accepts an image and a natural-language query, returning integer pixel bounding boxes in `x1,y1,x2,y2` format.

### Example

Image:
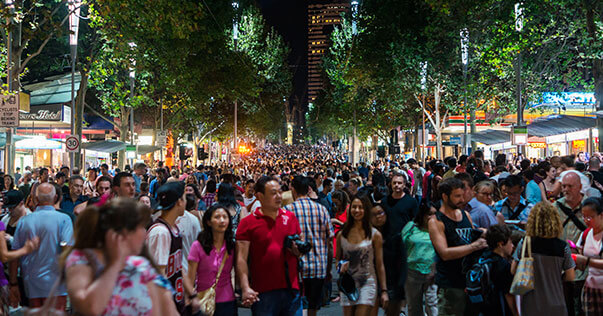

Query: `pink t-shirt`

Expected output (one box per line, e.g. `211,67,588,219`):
187,241,235,303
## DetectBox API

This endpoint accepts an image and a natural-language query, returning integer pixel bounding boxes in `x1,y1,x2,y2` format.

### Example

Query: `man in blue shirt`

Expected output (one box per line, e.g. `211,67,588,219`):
59,175,89,218
493,175,533,222
9,183,74,309
132,162,147,194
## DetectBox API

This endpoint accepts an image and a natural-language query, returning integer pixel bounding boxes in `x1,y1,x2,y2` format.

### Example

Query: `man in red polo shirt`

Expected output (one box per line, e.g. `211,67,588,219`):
236,175,303,316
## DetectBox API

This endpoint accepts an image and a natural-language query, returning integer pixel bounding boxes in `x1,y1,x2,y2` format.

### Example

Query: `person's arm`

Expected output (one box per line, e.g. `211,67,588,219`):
372,230,389,309
236,240,258,306
563,268,575,281
0,231,39,262
427,217,487,261
66,231,129,315
186,260,198,299
147,282,179,316
505,294,519,316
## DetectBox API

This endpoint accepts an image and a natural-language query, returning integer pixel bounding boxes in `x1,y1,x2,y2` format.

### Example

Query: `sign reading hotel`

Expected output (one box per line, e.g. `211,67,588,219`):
19,104,70,123
0,94,20,127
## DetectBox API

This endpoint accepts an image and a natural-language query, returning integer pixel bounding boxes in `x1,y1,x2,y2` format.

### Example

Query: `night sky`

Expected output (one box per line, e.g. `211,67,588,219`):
257,0,308,120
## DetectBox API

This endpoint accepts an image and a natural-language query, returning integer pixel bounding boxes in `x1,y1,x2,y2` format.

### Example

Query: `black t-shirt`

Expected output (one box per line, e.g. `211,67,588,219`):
482,251,514,316
591,170,603,192
380,194,418,295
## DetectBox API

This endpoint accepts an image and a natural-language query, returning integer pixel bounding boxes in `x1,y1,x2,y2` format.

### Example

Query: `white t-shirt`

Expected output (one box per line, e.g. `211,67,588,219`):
176,211,202,273
581,229,603,289
146,222,179,267
249,199,261,214
243,196,256,209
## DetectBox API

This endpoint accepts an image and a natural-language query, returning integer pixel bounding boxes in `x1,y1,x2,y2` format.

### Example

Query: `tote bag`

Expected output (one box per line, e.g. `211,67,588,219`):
510,236,535,295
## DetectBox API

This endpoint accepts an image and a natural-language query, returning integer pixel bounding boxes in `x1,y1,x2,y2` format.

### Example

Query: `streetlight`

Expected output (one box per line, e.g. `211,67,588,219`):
350,0,359,164
4,0,15,176
515,3,524,155
68,0,81,171
420,61,427,163
460,28,469,155
232,1,238,156
128,42,136,167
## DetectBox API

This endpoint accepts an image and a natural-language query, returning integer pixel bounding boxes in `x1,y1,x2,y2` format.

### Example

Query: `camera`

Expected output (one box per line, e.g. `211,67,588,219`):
284,234,312,255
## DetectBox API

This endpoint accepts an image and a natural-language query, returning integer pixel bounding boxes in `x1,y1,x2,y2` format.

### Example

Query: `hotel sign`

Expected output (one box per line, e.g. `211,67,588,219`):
19,104,69,123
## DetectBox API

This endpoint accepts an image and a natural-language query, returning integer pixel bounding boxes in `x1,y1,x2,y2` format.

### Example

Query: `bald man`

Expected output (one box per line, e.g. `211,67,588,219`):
9,183,74,309
555,172,588,316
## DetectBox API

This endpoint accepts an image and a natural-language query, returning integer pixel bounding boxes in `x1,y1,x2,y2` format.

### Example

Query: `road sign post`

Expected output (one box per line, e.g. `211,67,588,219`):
66,135,80,153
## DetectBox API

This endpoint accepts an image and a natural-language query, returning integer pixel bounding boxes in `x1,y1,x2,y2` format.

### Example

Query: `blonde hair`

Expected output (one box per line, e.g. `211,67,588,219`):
525,202,563,238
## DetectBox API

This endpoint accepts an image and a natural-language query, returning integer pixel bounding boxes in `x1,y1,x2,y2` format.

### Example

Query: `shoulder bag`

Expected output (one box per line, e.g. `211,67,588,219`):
510,236,535,295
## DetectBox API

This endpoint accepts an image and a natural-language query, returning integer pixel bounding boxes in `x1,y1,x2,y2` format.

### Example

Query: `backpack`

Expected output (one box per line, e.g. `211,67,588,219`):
466,255,496,305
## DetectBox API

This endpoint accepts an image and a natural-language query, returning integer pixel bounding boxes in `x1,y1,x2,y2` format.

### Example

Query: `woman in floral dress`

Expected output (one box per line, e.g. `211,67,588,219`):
62,198,178,315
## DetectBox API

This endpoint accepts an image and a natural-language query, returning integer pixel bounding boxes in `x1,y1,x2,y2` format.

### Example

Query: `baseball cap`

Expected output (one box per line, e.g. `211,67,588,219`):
4,190,24,208
155,181,185,211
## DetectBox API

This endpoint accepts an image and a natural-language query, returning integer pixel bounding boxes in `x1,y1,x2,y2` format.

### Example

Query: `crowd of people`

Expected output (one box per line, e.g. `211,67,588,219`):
0,144,600,316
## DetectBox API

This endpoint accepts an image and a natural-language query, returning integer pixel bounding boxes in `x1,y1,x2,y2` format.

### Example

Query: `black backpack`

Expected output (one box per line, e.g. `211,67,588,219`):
466,255,496,305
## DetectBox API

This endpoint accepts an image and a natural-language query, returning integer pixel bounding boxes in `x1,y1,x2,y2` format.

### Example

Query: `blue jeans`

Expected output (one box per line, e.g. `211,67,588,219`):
251,289,303,316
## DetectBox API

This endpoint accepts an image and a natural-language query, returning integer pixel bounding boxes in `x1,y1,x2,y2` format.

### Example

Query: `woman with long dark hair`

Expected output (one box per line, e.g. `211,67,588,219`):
62,198,178,315
337,194,388,316
187,204,237,316
217,183,248,237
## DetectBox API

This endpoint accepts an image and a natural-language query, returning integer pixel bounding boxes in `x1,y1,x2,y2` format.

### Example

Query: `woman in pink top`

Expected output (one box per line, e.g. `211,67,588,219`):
187,203,236,316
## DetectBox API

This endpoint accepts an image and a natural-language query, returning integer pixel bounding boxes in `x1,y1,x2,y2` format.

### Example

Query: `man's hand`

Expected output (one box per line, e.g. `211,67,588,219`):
24,236,40,254
288,242,302,257
242,287,259,307
471,238,488,251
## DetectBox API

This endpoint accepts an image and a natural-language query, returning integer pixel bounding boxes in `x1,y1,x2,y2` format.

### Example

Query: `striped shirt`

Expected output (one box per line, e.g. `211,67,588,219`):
285,197,334,279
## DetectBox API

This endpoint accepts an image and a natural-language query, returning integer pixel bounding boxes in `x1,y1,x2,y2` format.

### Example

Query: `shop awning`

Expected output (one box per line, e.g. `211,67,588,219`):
527,115,596,137
82,140,126,153
0,133,30,147
471,129,511,145
137,145,161,155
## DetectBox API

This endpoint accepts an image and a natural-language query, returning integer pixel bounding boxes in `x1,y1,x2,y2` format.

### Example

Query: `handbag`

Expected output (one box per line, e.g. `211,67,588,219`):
510,236,535,295
197,252,229,316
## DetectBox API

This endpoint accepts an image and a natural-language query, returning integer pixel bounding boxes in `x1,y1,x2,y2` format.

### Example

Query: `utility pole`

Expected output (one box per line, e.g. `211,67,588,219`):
4,0,15,176
232,1,239,157
515,3,525,156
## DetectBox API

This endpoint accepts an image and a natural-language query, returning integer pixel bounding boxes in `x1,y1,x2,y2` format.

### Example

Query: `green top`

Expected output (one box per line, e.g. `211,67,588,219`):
401,221,435,275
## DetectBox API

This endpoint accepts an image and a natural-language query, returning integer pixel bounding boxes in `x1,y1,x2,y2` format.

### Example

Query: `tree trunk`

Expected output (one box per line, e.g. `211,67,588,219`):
118,108,129,169
74,71,88,171
415,124,421,161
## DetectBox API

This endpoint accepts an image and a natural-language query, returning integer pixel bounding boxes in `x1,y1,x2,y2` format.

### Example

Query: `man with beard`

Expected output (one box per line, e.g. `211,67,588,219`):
428,178,487,316
380,171,418,315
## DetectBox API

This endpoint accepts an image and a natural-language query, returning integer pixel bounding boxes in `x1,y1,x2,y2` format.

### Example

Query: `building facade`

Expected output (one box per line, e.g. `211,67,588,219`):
307,1,349,103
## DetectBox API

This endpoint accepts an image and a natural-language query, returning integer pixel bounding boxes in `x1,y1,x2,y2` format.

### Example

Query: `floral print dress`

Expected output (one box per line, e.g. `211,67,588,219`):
65,249,174,316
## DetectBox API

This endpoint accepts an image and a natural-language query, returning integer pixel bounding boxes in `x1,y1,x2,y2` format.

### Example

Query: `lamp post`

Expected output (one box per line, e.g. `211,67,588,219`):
232,1,238,156
68,0,81,171
128,42,136,167
4,0,15,176
515,3,524,155
350,0,359,164
420,61,428,163
460,28,469,155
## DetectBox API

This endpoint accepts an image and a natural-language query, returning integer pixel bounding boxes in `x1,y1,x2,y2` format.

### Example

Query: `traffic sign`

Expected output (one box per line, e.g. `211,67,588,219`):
65,135,80,152
0,94,19,127
156,131,167,146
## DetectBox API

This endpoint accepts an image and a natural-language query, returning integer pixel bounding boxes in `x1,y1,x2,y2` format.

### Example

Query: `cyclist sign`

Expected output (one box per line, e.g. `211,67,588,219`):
66,135,80,152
